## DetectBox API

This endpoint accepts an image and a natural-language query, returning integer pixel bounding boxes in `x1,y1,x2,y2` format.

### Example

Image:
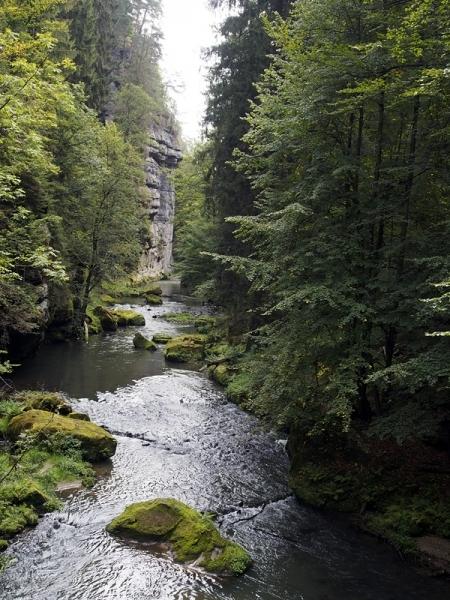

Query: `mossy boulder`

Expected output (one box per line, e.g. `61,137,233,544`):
0,504,38,536
4,480,50,509
143,284,162,296
15,391,72,416
100,294,116,305
68,412,91,422
93,306,118,332
86,308,102,335
145,294,163,306
165,335,206,363
152,332,173,344
133,332,157,351
112,309,145,327
7,410,117,462
106,498,251,576
211,364,232,386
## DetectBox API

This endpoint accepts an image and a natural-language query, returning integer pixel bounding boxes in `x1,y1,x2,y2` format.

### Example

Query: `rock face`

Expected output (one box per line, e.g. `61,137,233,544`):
139,119,182,278
106,498,252,576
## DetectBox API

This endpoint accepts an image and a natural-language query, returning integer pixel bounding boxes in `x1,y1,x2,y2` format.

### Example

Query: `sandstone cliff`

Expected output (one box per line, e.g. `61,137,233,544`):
139,118,182,278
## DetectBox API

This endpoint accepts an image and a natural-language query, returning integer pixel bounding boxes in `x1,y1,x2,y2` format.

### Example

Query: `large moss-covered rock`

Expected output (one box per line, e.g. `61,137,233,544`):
165,335,206,363
133,332,157,351
112,309,145,327
106,498,251,576
145,293,163,306
15,390,72,416
7,410,116,462
210,364,232,386
152,332,173,344
143,284,162,297
93,306,118,332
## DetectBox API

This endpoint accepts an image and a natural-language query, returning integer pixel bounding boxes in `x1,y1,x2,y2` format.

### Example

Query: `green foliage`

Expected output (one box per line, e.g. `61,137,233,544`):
115,83,158,148
206,0,450,439
173,146,217,296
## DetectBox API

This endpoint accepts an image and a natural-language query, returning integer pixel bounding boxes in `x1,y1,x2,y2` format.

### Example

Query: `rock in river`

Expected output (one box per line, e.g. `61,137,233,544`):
164,335,206,363
7,410,117,462
106,498,252,576
133,332,157,351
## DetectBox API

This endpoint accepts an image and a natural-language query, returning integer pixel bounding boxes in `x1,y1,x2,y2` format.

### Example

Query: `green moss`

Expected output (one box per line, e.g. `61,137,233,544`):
0,539,8,552
165,335,206,363
100,294,116,305
0,399,24,431
152,332,173,344
145,294,163,305
202,541,251,575
103,279,162,300
133,332,157,351
14,391,72,416
112,309,145,327
226,372,252,404
7,410,117,462
68,412,90,421
107,498,251,576
163,312,216,333
0,503,38,535
0,393,100,546
211,364,232,386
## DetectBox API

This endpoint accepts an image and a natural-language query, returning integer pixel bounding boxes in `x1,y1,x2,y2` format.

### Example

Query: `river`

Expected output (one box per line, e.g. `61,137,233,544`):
1,282,448,600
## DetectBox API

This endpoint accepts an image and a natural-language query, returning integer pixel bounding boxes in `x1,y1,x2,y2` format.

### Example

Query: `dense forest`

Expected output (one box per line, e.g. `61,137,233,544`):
1,0,450,588
0,0,172,364
174,0,450,559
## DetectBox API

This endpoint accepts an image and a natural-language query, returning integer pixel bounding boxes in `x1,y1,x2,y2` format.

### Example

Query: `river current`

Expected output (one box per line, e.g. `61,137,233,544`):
1,282,448,600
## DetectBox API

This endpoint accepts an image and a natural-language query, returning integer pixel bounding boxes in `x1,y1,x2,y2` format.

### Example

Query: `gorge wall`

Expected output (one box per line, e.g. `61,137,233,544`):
139,118,182,278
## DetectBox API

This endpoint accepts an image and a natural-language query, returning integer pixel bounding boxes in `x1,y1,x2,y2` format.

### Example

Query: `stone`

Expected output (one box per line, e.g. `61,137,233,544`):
93,306,118,332
164,335,206,363
112,309,145,327
7,410,117,462
15,390,73,416
133,332,157,351
145,294,163,306
416,536,450,574
152,332,173,344
138,120,182,279
211,363,231,386
106,498,251,576
68,412,91,422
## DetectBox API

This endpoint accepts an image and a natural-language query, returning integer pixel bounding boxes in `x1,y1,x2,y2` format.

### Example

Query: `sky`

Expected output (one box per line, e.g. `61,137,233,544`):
160,0,225,142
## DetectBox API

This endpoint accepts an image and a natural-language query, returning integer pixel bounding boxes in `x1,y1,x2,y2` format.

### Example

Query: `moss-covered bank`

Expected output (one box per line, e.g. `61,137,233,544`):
178,314,450,576
0,391,116,561
107,498,251,575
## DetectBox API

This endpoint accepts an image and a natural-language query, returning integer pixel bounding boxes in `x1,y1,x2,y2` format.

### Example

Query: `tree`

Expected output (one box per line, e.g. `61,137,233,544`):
222,0,450,438
204,0,292,329
50,106,143,332
0,0,74,349
173,145,216,296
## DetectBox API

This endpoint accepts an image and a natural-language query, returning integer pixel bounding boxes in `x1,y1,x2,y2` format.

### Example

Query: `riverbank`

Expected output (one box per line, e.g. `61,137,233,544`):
175,314,450,576
0,391,116,566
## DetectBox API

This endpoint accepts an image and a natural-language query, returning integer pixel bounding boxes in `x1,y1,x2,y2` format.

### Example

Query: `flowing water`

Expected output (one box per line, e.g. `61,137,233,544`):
1,282,449,600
